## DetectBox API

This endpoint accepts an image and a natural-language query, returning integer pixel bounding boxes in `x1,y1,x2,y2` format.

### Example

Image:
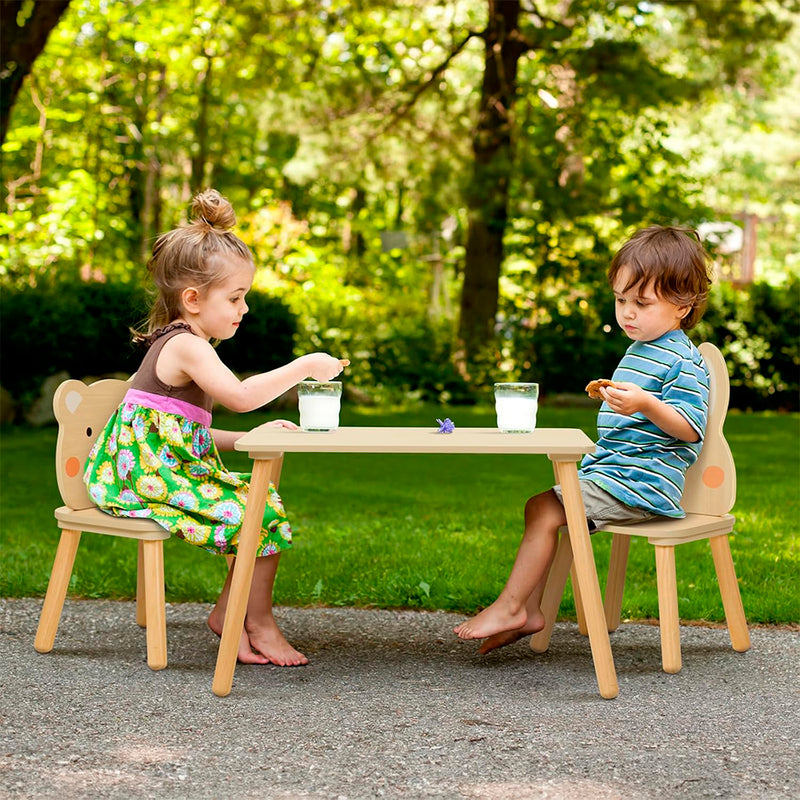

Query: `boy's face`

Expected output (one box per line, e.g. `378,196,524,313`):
612,267,689,342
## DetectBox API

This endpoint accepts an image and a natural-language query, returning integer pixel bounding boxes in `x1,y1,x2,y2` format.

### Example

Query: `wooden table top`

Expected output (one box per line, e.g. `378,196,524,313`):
235,425,595,459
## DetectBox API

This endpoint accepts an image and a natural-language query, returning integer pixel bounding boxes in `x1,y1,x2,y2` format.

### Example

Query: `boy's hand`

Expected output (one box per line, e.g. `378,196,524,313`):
600,382,652,416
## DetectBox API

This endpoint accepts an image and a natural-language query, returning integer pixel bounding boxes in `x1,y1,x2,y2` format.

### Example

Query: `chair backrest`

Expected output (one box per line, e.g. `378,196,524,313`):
680,342,736,516
54,379,129,510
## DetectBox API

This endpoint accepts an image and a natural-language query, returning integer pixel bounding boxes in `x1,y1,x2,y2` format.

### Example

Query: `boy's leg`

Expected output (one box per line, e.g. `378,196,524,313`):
454,489,567,641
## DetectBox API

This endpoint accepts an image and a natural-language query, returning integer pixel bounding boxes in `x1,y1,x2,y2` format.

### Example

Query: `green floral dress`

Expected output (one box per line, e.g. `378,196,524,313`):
83,328,291,557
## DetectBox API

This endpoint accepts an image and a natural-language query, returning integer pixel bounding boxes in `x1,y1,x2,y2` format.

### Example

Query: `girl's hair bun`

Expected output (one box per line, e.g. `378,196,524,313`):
191,188,236,230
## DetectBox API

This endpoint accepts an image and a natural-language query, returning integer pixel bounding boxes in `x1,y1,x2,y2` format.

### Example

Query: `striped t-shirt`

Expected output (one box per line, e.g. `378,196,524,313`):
579,330,710,518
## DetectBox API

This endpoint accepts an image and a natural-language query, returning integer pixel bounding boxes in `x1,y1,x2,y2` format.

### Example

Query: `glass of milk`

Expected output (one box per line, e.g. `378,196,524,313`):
298,381,342,431
494,382,539,433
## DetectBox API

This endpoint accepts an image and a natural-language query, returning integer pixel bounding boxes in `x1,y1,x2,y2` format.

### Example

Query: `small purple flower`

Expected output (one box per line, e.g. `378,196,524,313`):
436,418,455,434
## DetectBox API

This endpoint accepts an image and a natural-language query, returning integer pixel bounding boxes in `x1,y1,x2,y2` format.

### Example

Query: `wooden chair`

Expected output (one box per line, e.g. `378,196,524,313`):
531,342,750,673
34,379,170,670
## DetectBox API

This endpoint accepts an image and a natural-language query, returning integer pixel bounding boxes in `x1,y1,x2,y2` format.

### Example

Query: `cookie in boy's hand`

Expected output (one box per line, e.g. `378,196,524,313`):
585,378,617,399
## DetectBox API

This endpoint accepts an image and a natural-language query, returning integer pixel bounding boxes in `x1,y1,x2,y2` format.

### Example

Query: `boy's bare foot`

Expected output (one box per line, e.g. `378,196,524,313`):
453,601,527,641
478,612,546,654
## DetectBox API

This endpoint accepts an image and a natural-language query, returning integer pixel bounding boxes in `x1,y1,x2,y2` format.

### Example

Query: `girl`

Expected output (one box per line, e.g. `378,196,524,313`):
84,188,346,667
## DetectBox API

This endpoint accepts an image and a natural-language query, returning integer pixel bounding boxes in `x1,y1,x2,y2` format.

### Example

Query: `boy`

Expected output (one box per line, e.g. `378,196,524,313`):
455,225,713,652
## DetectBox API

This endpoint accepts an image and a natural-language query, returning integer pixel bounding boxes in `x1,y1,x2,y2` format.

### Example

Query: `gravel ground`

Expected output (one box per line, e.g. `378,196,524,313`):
1,598,798,800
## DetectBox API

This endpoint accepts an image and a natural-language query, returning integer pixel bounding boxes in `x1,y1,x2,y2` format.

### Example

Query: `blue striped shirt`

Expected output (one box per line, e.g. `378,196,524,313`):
579,330,710,518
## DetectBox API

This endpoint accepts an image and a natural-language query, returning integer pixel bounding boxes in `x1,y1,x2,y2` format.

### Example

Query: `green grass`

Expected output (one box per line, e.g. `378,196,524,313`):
1,403,798,624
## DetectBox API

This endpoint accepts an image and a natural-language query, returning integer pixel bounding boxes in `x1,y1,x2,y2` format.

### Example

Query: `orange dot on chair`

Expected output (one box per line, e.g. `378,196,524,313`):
65,457,81,477
702,465,725,488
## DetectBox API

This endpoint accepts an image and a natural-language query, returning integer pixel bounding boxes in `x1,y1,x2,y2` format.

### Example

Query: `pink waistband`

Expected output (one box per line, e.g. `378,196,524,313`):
124,388,212,427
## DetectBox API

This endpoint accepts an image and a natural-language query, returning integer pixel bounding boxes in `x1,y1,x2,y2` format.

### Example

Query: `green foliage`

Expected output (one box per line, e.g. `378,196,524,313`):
0,281,296,410
0,281,149,403
695,276,800,410
1,0,798,410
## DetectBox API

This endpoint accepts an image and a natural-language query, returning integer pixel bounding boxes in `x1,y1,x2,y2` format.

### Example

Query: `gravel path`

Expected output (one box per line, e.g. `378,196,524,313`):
1,598,798,800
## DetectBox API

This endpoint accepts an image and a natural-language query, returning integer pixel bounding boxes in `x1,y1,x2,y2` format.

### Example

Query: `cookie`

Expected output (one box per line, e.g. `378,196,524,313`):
585,378,617,399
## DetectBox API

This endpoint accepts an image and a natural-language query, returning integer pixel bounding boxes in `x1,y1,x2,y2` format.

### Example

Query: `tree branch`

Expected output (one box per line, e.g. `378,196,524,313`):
372,30,482,140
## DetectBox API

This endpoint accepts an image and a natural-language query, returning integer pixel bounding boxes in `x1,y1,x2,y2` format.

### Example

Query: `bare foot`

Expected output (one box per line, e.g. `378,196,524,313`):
207,613,271,664
478,612,546,654
245,620,308,667
453,600,527,641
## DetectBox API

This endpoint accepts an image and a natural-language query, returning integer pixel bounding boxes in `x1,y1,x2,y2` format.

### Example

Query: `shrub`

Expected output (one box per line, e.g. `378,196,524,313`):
694,276,800,411
0,281,296,413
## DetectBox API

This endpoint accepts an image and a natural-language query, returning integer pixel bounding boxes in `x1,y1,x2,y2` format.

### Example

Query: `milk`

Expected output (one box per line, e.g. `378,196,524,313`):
495,395,537,433
299,394,341,431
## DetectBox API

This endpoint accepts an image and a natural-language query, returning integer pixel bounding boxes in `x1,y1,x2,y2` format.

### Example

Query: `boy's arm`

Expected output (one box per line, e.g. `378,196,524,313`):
600,384,700,442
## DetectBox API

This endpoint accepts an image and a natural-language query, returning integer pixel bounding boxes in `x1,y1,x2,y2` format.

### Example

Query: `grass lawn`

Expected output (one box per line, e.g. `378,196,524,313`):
1,402,798,625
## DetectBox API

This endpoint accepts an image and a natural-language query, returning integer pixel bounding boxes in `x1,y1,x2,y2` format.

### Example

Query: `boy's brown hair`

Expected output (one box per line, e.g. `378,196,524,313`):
608,225,713,329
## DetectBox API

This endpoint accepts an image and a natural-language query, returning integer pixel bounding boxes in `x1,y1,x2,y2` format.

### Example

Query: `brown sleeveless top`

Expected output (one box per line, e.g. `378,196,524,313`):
130,323,212,413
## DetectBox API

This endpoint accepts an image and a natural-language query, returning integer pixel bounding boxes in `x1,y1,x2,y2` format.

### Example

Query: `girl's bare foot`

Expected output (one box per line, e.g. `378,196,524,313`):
453,600,527,641
478,611,546,654
208,609,307,666
245,620,308,667
207,612,271,664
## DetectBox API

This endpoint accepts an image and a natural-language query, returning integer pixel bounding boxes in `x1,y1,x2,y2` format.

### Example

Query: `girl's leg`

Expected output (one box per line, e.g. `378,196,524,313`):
208,554,308,666
454,489,566,641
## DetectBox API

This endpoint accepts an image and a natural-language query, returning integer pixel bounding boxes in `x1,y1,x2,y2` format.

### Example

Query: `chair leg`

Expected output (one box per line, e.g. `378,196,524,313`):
530,530,573,653
570,564,588,635
136,541,147,628
141,540,167,670
709,534,751,653
654,544,681,674
605,533,630,632
34,529,82,654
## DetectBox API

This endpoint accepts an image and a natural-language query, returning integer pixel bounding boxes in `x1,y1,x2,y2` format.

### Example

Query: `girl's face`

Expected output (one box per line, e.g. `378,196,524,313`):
191,259,254,341
612,266,689,342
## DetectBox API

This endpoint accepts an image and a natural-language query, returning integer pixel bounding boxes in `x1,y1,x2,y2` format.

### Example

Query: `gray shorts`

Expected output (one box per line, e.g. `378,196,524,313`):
552,479,655,532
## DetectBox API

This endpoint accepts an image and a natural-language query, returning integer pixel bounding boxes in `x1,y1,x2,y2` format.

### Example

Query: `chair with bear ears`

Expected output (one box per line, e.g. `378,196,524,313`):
529,342,750,673
34,377,285,670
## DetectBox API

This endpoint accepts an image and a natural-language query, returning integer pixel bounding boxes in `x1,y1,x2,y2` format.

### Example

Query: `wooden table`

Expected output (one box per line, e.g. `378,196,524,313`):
212,426,619,699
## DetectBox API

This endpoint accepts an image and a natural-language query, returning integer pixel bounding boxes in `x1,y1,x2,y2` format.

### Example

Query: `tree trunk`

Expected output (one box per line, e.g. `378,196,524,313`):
458,0,526,369
1,0,72,146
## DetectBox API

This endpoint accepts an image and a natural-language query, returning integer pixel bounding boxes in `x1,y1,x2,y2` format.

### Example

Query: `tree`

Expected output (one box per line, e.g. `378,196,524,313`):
1,0,71,146
456,0,797,370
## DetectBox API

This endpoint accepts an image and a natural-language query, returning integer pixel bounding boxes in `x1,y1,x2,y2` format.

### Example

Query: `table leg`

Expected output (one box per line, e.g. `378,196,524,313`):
552,458,619,699
212,457,278,697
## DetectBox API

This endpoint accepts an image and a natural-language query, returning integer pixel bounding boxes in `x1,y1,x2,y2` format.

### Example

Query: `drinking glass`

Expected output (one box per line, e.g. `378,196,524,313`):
298,381,342,431
494,382,539,433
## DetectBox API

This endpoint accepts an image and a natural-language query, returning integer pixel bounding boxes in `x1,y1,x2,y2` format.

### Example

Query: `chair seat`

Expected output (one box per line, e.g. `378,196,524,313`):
55,506,170,541
602,512,735,546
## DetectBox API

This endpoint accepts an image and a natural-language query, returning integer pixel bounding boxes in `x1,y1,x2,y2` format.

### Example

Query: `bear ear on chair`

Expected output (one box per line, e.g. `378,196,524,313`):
53,379,129,511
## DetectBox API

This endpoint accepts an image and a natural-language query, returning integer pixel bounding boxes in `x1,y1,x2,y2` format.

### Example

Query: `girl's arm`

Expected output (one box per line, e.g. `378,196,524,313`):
212,419,299,451
601,383,699,442
210,428,244,451
159,335,346,413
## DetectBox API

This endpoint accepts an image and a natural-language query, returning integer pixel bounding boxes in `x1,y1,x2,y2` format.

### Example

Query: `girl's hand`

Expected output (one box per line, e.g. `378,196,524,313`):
601,382,652,416
301,353,349,382
265,419,299,430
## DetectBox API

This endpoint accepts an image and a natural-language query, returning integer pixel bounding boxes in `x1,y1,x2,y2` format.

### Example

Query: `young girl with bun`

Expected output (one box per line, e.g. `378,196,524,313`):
85,188,346,666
